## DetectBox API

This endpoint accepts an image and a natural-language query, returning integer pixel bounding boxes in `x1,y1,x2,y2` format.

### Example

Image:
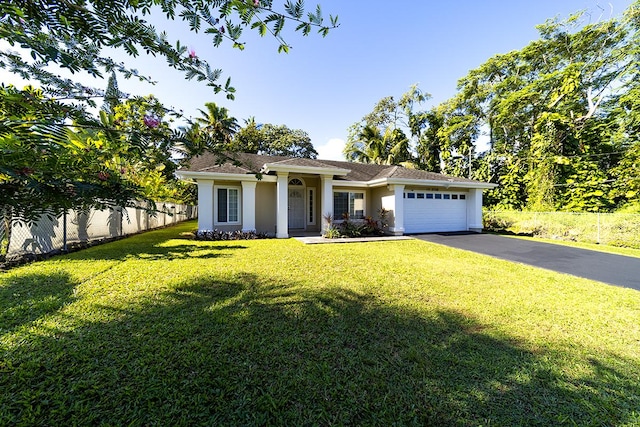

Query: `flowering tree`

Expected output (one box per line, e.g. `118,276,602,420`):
0,0,338,220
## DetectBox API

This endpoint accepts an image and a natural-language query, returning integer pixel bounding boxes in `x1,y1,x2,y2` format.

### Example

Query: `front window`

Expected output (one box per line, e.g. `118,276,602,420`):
334,191,365,220
216,187,239,223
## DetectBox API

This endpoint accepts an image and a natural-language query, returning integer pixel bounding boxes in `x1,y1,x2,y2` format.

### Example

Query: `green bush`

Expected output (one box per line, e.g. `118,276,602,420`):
485,210,640,249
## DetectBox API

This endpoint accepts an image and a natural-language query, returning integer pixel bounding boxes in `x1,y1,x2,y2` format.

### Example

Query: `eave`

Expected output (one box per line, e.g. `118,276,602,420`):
175,170,277,183
262,163,351,177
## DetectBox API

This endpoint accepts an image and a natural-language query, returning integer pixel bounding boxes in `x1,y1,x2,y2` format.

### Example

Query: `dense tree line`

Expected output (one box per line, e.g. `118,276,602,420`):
346,2,640,212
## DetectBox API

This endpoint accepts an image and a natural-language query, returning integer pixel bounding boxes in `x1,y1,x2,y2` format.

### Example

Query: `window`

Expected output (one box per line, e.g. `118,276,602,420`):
426,193,434,199
435,193,442,199
289,178,304,186
308,188,316,225
444,194,451,200
460,194,466,200
417,193,425,199
216,187,239,224
334,191,365,219
407,193,416,199
452,194,458,200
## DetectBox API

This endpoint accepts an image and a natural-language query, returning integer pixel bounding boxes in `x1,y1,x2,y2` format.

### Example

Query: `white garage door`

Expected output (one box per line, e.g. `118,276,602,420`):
403,191,468,233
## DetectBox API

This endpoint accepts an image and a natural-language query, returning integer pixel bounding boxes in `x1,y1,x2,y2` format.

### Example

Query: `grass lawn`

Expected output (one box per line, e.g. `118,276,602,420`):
1,221,639,426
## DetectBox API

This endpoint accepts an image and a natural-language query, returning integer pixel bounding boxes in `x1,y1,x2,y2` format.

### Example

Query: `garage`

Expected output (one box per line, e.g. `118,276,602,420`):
403,191,468,233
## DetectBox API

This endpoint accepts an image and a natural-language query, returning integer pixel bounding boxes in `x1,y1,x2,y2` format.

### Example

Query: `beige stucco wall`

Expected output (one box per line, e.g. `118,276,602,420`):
370,186,391,220
374,186,396,231
255,181,277,235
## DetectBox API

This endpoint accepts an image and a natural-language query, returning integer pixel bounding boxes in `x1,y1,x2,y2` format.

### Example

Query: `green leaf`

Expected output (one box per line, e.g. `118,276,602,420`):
278,44,290,54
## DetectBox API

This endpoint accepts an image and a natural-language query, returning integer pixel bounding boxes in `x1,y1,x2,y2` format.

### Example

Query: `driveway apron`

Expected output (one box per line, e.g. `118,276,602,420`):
415,233,640,291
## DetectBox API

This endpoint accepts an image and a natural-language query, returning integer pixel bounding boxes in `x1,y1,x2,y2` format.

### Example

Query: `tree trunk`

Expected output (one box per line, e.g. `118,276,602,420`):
1,207,12,261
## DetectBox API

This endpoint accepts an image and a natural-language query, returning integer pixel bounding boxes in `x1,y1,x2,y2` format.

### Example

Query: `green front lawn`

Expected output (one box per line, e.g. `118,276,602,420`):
1,221,639,425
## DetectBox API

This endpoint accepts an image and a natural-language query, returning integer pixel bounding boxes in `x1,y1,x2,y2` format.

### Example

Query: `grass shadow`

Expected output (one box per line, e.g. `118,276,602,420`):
0,271,78,335
1,272,639,425
63,235,248,262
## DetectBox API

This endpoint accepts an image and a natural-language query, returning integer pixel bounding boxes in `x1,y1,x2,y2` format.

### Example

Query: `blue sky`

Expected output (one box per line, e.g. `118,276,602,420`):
1,0,634,159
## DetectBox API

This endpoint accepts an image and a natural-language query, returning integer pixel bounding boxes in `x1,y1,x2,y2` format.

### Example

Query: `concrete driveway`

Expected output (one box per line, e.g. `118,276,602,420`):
415,233,640,291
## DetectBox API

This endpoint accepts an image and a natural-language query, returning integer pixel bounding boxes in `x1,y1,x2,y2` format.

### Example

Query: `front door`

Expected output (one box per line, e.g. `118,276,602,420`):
288,189,305,229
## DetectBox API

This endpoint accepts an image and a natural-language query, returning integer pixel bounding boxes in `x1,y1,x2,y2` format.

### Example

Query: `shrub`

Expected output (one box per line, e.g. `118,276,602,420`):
322,210,389,239
193,229,270,241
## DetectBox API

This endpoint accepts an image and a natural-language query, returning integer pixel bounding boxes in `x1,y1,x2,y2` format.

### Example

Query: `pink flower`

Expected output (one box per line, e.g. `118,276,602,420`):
188,47,197,59
219,25,225,34
143,114,161,129
253,0,259,6
98,171,110,181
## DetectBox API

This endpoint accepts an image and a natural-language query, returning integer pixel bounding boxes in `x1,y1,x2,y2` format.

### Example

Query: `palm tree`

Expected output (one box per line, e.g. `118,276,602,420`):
195,102,239,147
343,125,384,164
343,125,412,165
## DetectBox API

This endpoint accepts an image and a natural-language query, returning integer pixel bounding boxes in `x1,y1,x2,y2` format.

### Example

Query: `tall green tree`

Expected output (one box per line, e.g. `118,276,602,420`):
101,71,122,114
436,3,640,211
345,84,429,166
231,121,318,158
415,108,445,172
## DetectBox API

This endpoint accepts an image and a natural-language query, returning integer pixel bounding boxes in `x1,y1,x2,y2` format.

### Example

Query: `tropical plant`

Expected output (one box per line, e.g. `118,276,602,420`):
343,125,410,165
0,1,337,219
434,2,640,211
196,102,239,147
345,84,430,166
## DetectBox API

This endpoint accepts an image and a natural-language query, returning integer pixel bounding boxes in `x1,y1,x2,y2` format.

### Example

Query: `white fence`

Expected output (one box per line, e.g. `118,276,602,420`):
484,210,640,248
1,202,197,262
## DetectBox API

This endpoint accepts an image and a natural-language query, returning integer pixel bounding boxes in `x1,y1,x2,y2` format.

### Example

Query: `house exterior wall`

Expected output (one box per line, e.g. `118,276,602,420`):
372,186,393,232
255,181,277,235
466,188,483,232
380,191,397,231
379,185,404,235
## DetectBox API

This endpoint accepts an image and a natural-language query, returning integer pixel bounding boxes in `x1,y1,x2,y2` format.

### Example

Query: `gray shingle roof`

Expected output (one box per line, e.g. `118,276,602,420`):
180,152,481,184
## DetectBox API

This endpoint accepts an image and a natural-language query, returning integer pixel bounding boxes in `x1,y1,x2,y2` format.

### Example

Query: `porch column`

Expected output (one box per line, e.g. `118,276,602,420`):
320,174,333,233
241,181,257,232
467,188,484,232
276,172,289,238
390,184,405,235
197,179,214,230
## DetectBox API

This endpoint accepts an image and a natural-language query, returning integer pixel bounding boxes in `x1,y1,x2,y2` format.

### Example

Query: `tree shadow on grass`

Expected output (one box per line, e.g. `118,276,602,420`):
0,271,78,335
1,272,639,425
66,240,248,262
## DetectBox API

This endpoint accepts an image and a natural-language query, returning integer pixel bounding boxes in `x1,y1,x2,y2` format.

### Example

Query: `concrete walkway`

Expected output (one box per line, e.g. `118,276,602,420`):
415,233,640,291
293,235,412,245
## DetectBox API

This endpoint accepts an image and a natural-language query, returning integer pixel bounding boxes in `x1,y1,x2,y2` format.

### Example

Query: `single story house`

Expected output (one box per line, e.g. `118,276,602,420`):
176,152,498,238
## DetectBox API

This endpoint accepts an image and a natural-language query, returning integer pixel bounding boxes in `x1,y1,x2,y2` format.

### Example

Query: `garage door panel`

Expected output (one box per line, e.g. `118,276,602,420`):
403,193,467,233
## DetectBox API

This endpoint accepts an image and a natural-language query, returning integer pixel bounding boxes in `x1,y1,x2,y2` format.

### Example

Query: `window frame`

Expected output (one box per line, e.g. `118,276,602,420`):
214,186,241,225
307,187,316,225
333,190,366,221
